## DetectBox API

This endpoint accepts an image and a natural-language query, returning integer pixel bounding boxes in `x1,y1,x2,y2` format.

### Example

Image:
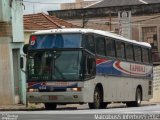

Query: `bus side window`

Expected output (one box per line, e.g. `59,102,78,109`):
134,46,142,62
96,36,106,56
106,38,116,57
84,54,96,78
142,48,149,64
125,44,134,61
85,34,95,53
116,41,125,59
149,49,152,64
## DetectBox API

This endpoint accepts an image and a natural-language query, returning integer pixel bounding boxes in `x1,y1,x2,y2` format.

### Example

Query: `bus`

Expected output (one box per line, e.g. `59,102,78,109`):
24,28,153,110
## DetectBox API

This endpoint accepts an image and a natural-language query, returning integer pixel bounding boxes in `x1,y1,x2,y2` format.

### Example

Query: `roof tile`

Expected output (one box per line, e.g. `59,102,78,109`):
87,0,160,8
24,13,78,31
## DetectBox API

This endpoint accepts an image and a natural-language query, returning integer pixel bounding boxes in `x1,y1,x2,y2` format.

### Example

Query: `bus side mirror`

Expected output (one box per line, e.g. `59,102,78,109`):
20,57,24,69
23,44,29,54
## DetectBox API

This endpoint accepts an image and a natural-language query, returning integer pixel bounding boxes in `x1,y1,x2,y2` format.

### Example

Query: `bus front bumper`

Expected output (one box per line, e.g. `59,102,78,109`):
27,92,84,103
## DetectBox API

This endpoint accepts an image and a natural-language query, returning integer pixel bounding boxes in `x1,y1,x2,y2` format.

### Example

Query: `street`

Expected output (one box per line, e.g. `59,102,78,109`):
0,104,160,120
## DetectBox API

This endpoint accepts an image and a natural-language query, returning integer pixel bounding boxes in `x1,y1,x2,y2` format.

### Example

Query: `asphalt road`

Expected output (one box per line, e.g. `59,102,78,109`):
0,104,160,120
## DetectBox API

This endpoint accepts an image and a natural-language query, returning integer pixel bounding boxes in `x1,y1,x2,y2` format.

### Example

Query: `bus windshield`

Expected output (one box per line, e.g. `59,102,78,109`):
29,33,82,49
28,50,83,81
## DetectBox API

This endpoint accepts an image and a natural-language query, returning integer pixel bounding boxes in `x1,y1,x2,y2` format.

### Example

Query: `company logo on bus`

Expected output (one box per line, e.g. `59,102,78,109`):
130,64,145,73
30,36,36,45
114,61,148,76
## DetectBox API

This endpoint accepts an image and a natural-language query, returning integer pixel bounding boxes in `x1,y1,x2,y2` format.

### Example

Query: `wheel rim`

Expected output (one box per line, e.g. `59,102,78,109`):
94,90,100,108
137,89,141,104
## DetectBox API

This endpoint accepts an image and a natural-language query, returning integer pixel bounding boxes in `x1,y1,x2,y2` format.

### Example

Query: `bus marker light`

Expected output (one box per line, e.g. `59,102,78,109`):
28,89,38,92
67,88,81,92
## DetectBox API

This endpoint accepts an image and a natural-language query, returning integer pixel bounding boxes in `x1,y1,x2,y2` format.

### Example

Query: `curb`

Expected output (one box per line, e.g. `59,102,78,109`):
0,102,158,111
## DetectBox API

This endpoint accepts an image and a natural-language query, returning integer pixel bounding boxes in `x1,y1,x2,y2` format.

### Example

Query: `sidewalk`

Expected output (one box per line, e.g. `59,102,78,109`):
0,103,44,111
0,104,27,111
0,101,158,111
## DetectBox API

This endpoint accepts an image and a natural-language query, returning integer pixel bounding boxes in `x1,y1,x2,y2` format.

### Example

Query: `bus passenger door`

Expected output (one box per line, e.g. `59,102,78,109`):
83,52,96,79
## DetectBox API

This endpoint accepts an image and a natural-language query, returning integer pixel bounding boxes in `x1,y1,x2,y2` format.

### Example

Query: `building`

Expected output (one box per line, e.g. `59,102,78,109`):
61,0,98,10
0,0,25,104
23,13,79,43
48,0,160,65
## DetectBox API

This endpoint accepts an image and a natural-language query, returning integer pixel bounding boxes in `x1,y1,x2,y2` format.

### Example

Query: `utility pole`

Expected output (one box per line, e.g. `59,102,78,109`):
33,3,35,14
82,9,88,28
82,12,85,28
109,12,112,31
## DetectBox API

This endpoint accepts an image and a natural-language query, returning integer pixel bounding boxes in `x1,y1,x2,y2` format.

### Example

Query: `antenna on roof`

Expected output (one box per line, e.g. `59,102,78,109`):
33,2,35,14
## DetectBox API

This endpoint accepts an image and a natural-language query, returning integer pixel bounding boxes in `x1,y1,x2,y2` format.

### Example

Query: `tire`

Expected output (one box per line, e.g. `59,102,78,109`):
126,88,142,107
44,103,57,110
135,88,142,107
88,87,107,109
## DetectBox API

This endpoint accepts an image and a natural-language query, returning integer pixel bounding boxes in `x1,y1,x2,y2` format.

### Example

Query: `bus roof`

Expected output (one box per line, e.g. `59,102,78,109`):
33,28,151,48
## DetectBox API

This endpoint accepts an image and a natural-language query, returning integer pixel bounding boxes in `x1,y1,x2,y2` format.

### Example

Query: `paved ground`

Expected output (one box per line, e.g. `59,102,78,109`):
0,101,156,111
0,104,160,120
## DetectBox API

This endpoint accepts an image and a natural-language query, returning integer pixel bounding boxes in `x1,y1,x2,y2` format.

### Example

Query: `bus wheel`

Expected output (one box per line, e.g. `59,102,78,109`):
126,88,142,107
44,103,57,110
88,87,106,109
135,87,142,107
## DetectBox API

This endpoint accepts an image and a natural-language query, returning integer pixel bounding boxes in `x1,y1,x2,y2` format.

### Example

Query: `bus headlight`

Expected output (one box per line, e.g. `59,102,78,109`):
67,87,81,92
28,89,39,92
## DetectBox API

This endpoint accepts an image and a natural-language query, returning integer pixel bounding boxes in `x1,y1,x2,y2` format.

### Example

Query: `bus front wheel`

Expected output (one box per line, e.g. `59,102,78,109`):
44,103,57,110
88,87,107,109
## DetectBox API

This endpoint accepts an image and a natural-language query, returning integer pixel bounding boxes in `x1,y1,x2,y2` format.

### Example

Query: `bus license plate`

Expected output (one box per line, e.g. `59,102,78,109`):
48,96,58,100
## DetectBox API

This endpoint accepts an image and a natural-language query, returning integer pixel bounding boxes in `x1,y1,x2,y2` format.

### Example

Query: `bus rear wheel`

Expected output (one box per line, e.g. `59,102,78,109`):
88,87,107,109
44,103,57,110
126,87,142,107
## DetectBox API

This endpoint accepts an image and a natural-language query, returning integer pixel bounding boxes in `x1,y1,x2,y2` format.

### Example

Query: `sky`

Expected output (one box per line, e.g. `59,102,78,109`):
23,0,96,14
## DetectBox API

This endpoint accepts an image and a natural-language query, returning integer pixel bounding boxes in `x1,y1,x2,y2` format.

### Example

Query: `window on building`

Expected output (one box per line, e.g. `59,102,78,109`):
125,43,134,61
134,46,142,62
142,48,149,63
96,36,106,56
142,26,158,50
106,38,116,57
116,41,125,59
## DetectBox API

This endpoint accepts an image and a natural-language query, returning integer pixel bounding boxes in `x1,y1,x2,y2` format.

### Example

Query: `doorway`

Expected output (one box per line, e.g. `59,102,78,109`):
12,49,22,104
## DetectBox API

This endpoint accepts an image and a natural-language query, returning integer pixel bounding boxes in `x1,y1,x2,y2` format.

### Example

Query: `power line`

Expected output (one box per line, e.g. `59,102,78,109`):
131,15,160,23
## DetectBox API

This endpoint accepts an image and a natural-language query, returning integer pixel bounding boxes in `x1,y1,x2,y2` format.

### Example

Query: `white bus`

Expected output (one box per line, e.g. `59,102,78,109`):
24,28,153,110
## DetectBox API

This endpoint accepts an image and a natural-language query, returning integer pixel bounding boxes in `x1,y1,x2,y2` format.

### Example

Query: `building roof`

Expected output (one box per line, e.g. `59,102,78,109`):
24,13,78,31
87,0,160,8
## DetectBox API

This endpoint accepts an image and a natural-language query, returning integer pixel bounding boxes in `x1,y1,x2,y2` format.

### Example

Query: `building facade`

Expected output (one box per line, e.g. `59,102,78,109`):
48,0,160,65
0,0,25,104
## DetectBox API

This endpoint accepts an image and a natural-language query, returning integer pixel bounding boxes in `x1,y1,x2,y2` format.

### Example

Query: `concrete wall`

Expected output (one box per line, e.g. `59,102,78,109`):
151,66,160,102
11,0,24,42
0,38,14,104
0,0,25,105
0,0,11,21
